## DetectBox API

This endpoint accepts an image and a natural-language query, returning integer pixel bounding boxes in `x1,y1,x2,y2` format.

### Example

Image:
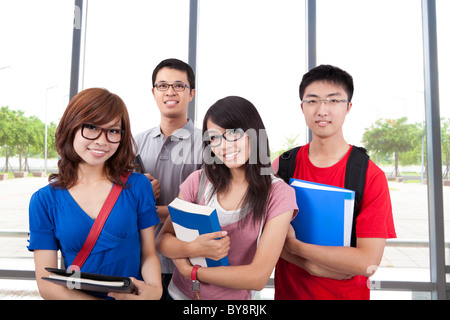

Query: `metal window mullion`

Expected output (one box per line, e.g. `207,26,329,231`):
421,0,446,300
69,0,85,99
0,270,35,280
305,0,316,143
188,0,198,125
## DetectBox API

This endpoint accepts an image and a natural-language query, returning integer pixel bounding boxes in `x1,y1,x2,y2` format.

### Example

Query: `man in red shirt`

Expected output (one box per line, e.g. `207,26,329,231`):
273,65,396,300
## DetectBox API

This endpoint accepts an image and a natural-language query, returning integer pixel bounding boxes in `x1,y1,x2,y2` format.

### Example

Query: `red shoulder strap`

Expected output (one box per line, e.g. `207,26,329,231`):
69,172,131,271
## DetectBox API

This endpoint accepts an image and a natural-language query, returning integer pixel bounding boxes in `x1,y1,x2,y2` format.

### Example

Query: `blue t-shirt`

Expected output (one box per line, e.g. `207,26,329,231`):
28,172,159,280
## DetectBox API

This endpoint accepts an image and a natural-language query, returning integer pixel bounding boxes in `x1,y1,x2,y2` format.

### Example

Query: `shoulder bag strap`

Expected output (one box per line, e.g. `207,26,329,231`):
69,172,131,270
197,169,207,204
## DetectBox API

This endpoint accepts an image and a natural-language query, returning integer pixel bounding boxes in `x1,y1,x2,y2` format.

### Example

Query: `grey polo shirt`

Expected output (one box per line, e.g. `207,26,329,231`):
135,119,203,273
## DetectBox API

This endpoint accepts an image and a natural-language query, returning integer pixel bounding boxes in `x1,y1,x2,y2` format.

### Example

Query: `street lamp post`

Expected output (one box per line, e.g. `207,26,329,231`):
45,85,58,175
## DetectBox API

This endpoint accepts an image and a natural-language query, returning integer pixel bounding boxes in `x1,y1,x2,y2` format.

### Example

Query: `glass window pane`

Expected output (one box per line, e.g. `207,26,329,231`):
437,0,450,269
197,0,306,153
317,0,431,293
82,0,190,137
0,0,74,294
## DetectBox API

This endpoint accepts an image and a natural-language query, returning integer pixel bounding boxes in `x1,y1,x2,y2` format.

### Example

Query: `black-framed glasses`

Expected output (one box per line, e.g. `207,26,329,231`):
301,98,350,106
205,128,245,147
81,124,125,143
153,81,191,92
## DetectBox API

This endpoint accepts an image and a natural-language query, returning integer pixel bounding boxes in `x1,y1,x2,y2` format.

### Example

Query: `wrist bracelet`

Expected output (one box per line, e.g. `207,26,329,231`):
191,264,201,300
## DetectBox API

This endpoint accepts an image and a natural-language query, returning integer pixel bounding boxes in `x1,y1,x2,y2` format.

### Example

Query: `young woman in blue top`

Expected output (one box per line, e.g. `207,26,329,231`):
28,88,162,300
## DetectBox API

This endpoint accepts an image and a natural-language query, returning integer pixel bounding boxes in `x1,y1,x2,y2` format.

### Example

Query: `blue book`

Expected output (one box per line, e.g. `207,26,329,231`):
168,197,229,267
289,178,355,247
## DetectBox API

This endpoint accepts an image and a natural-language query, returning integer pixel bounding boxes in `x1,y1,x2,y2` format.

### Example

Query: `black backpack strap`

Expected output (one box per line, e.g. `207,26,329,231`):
345,146,370,247
277,146,302,184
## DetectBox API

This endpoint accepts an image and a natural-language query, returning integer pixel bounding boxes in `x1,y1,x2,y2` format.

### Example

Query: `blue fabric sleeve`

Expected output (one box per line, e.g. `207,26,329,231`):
132,173,160,230
28,188,60,251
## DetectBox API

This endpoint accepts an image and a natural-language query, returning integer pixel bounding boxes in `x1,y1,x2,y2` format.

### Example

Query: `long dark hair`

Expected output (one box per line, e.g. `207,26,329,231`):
50,88,136,189
202,96,272,226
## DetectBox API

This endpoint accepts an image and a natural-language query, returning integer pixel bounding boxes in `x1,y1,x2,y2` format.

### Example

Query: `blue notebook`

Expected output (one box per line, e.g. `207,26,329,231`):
289,178,355,247
168,197,229,267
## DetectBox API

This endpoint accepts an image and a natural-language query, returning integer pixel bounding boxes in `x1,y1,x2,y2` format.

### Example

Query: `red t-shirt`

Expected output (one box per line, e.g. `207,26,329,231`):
274,144,396,300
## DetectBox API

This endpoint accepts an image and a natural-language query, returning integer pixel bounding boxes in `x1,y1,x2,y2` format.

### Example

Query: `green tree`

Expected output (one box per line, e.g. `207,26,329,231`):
10,110,29,171
398,121,425,166
441,118,450,179
22,115,46,170
27,116,45,157
271,134,300,160
46,121,58,159
0,106,58,172
0,106,17,172
362,117,415,177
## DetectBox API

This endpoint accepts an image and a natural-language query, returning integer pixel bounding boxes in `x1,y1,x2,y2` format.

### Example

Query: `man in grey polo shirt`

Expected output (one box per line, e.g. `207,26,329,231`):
135,58,203,299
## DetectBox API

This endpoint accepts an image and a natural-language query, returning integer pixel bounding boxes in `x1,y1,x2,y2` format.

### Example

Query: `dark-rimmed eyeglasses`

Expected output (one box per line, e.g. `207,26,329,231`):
301,98,350,106
153,81,190,92
205,128,245,147
81,124,124,143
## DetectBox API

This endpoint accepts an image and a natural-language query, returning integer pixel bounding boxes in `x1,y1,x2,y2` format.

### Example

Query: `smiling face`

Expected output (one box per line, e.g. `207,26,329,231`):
206,119,250,170
301,80,352,141
152,67,195,120
73,118,122,169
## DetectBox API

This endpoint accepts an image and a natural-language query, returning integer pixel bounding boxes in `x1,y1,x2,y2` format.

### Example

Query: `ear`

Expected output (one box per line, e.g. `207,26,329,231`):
189,89,195,102
346,102,353,114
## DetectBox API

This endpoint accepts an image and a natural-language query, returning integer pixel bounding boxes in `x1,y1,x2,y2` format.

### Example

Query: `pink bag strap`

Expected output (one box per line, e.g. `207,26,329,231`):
69,172,131,271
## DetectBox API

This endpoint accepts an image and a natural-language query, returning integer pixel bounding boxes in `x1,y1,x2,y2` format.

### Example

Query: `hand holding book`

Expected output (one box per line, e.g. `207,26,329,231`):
168,197,230,267
189,230,230,262
108,277,163,300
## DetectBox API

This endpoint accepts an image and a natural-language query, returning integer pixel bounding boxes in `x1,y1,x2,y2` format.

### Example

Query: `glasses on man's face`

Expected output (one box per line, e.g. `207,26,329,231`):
153,81,190,92
301,98,350,106
81,124,124,143
205,128,245,147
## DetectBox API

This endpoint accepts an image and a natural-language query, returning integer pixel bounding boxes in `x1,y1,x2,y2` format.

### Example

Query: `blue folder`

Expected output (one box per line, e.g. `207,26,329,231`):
289,178,355,247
